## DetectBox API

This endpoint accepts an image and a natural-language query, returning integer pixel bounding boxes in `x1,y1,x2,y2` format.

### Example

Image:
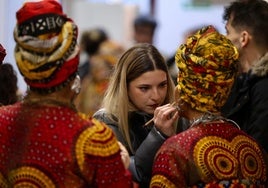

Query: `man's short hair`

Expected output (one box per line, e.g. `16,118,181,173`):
134,14,157,31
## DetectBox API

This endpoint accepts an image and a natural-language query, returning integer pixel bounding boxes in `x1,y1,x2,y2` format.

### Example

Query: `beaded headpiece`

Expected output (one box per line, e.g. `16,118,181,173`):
14,0,79,93
175,25,239,112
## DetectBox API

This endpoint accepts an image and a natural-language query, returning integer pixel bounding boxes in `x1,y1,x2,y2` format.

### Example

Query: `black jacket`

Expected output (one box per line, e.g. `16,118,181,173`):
222,52,268,153
93,109,167,188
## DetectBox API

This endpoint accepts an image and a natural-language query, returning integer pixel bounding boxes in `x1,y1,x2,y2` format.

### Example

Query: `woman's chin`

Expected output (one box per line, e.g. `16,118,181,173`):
143,108,154,115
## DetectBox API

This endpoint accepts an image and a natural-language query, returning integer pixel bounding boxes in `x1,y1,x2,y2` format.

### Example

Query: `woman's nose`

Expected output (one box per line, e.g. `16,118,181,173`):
151,88,161,101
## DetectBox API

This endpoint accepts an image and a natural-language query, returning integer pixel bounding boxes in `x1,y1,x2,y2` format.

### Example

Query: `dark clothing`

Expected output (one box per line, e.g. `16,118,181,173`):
222,53,268,153
78,60,90,81
93,109,168,188
221,73,248,116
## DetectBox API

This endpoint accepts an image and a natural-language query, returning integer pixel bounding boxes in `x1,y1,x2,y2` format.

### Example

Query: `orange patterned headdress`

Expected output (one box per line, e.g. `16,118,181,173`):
175,25,239,113
14,0,79,93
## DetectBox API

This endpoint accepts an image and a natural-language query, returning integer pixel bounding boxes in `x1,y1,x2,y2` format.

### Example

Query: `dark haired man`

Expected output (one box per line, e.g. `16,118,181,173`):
222,0,268,153
133,14,157,44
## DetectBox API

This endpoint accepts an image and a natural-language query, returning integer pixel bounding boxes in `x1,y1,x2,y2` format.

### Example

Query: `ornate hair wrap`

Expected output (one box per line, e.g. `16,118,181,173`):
175,25,239,113
0,44,6,63
14,0,79,93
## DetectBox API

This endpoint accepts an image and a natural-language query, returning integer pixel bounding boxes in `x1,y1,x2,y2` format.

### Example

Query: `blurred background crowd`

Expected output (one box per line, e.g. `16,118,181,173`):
1,0,233,94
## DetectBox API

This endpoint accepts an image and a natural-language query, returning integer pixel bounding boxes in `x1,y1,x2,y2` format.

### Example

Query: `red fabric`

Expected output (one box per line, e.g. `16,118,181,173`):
0,43,6,63
0,103,132,187
26,54,79,89
151,122,268,187
16,0,65,24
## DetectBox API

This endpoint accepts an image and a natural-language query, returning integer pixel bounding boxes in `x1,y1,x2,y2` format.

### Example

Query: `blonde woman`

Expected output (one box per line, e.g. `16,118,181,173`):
94,43,179,187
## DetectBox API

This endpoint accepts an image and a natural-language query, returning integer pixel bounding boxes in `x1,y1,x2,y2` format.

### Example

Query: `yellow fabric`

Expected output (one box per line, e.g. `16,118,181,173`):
13,27,63,54
15,21,77,81
150,175,177,188
9,167,55,188
75,118,120,171
193,135,265,182
175,25,239,112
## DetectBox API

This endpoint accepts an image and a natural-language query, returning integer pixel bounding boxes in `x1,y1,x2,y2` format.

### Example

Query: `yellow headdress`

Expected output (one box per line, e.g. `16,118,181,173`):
175,25,239,112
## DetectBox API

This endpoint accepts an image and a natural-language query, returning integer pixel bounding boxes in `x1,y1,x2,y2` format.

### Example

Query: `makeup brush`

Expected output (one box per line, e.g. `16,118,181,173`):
143,101,178,127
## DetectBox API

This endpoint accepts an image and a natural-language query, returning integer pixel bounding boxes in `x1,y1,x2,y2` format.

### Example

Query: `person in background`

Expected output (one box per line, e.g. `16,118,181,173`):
133,14,157,44
75,39,124,116
0,0,132,187
93,43,179,187
150,25,268,187
221,0,268,153
0,44,19,106
78,28,108,81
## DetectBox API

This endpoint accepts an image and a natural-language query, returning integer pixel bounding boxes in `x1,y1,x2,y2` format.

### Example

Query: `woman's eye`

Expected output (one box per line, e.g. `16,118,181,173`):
159,82,167,88
139,87,149,92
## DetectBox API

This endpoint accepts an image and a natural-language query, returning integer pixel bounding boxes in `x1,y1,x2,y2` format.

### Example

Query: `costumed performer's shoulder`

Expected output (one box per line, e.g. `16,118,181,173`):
75,116,120,157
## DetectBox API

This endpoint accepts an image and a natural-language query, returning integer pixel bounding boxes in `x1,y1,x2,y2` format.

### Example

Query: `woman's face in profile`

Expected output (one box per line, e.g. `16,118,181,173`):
128,69,168,114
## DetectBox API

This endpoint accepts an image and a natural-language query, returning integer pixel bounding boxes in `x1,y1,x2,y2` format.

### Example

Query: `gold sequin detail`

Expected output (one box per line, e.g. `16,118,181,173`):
75,118,120,171
150,175,176,188
0,173,8,188
193,135,267,182
9,166,55,187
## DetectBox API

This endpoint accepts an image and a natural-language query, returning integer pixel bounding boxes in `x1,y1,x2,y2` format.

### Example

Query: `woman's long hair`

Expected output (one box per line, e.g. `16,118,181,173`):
103,43,175,153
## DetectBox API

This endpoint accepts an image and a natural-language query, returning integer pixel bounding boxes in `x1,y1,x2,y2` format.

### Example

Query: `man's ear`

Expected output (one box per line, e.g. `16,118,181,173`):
240,30,251,48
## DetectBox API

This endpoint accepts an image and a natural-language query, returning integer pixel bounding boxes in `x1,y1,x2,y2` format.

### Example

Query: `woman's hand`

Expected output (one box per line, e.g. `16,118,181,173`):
153,103,179,137
118,141,130,169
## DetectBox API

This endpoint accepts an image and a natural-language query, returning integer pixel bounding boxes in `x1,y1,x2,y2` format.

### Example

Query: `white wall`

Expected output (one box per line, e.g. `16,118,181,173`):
66,1,138,48
154,0,226,57
0,0,26,93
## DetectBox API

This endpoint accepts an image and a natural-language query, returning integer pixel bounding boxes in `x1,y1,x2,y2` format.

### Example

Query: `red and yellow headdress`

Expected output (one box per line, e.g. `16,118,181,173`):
14,0,79,93
175,25,239,112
